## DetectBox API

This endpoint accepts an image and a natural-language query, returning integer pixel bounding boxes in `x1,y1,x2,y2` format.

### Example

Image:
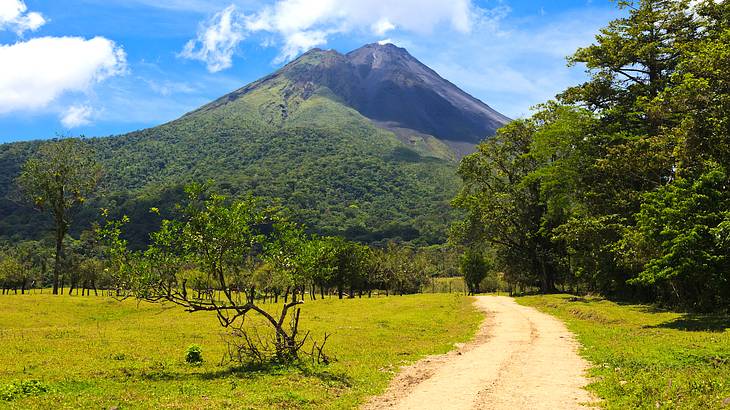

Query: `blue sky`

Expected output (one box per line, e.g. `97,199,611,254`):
0,0,621,143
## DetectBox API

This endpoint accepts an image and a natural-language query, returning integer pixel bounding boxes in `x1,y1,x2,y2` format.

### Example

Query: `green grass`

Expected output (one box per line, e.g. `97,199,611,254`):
517,294,730,409
0,293,480,409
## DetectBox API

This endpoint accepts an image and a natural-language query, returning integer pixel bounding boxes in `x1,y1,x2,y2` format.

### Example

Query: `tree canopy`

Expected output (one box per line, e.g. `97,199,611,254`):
453,0,730,311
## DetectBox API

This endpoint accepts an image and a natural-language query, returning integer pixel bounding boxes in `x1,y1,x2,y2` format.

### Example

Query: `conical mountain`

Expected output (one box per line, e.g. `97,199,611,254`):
0,44,509,246
189,43,509,158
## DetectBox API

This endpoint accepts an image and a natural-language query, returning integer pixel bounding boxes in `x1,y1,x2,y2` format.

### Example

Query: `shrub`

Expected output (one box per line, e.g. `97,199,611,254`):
185,344,203,366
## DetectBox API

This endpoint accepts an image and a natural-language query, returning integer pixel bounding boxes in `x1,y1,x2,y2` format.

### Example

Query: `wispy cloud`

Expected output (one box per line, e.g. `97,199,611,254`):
418,7,619,118
180,5,246,72
61,104,93,128
181,0,489,68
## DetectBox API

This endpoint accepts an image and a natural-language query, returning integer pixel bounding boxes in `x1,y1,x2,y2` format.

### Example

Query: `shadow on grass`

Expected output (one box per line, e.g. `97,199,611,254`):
649,314,730,332
139,361,352,387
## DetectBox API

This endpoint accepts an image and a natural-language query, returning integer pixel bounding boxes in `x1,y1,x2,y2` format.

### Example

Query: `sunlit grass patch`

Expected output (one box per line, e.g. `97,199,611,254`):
0,293,480,409
518,294,730,409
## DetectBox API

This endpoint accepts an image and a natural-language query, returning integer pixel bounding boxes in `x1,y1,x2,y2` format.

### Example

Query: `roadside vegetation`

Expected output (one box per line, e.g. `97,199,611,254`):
519,295,730,409
453,0,730,312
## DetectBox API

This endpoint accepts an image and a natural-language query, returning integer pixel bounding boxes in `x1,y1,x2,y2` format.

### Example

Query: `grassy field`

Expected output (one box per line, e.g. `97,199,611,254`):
0,293,481,409
518,295,730,409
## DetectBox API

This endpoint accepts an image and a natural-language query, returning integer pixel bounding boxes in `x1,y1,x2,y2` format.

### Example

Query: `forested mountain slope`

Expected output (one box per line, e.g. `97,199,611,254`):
0,44,508,247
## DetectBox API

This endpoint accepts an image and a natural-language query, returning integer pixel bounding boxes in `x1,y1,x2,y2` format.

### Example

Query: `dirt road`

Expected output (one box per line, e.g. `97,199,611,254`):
364,296,595,410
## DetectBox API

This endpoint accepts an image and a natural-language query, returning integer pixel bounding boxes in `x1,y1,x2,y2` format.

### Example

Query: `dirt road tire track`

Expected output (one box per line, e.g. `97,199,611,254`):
363,296,595,410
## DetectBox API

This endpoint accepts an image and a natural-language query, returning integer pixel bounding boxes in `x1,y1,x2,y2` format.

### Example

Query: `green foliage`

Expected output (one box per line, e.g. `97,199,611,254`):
452,0,730,310
452,108,577,293
16,138,101,216
184,345,203,366
459,248,489,294
0,380,50,401
628,167,730,310
0,242,45,293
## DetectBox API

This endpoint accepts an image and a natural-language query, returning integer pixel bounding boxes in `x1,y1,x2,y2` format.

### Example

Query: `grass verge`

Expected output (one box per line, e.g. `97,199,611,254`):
0,293,481,409
517,294,730,409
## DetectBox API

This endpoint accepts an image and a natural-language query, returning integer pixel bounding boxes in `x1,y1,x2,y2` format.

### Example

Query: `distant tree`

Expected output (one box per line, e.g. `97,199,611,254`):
17,138,102,295
0,248,39,294
460,248,489,295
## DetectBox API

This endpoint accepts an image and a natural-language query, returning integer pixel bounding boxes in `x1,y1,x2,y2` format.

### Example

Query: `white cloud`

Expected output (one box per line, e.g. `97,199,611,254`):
372,18,395,36
182,0,482,68
0,36,127,117
248,0,478,60
0,0,46,35
180,5,246,72
61,104,93,128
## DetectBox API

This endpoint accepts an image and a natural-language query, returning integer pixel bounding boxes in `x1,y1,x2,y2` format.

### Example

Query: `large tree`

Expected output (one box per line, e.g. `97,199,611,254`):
17,138,102,294
452,0,730,307
452,119,558,292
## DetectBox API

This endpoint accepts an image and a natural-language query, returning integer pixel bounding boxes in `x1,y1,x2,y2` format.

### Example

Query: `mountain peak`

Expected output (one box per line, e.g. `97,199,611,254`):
196,43,509,149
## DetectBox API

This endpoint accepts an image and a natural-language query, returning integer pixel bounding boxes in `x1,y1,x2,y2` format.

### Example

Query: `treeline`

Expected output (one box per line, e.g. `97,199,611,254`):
0,216,462,299
0,237,462,299
453,0,729,311
100,183,469,301
0,234,113,295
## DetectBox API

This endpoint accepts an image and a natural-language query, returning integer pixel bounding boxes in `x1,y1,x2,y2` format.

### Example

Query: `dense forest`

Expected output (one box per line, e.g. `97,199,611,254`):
452,0,729,311
0,97,459,247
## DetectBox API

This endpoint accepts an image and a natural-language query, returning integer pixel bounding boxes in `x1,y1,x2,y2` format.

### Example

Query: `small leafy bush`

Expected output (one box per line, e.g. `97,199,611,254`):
0,380,50,401
185,344,203,366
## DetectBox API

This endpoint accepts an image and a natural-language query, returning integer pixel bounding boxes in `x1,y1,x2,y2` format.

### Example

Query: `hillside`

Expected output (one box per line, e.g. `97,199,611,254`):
0,43,509,247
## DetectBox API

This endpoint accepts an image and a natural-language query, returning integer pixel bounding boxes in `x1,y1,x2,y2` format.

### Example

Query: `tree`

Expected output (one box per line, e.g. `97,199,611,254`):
100,184,320,363
627,167,730,311
17,138,102,294
561,0,698,135
460,248,489,295
0,246,40,294
452,119,557,293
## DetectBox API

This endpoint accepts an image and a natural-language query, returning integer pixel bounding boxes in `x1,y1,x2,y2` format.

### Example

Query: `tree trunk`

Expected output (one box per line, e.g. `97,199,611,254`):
52,224,65,295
